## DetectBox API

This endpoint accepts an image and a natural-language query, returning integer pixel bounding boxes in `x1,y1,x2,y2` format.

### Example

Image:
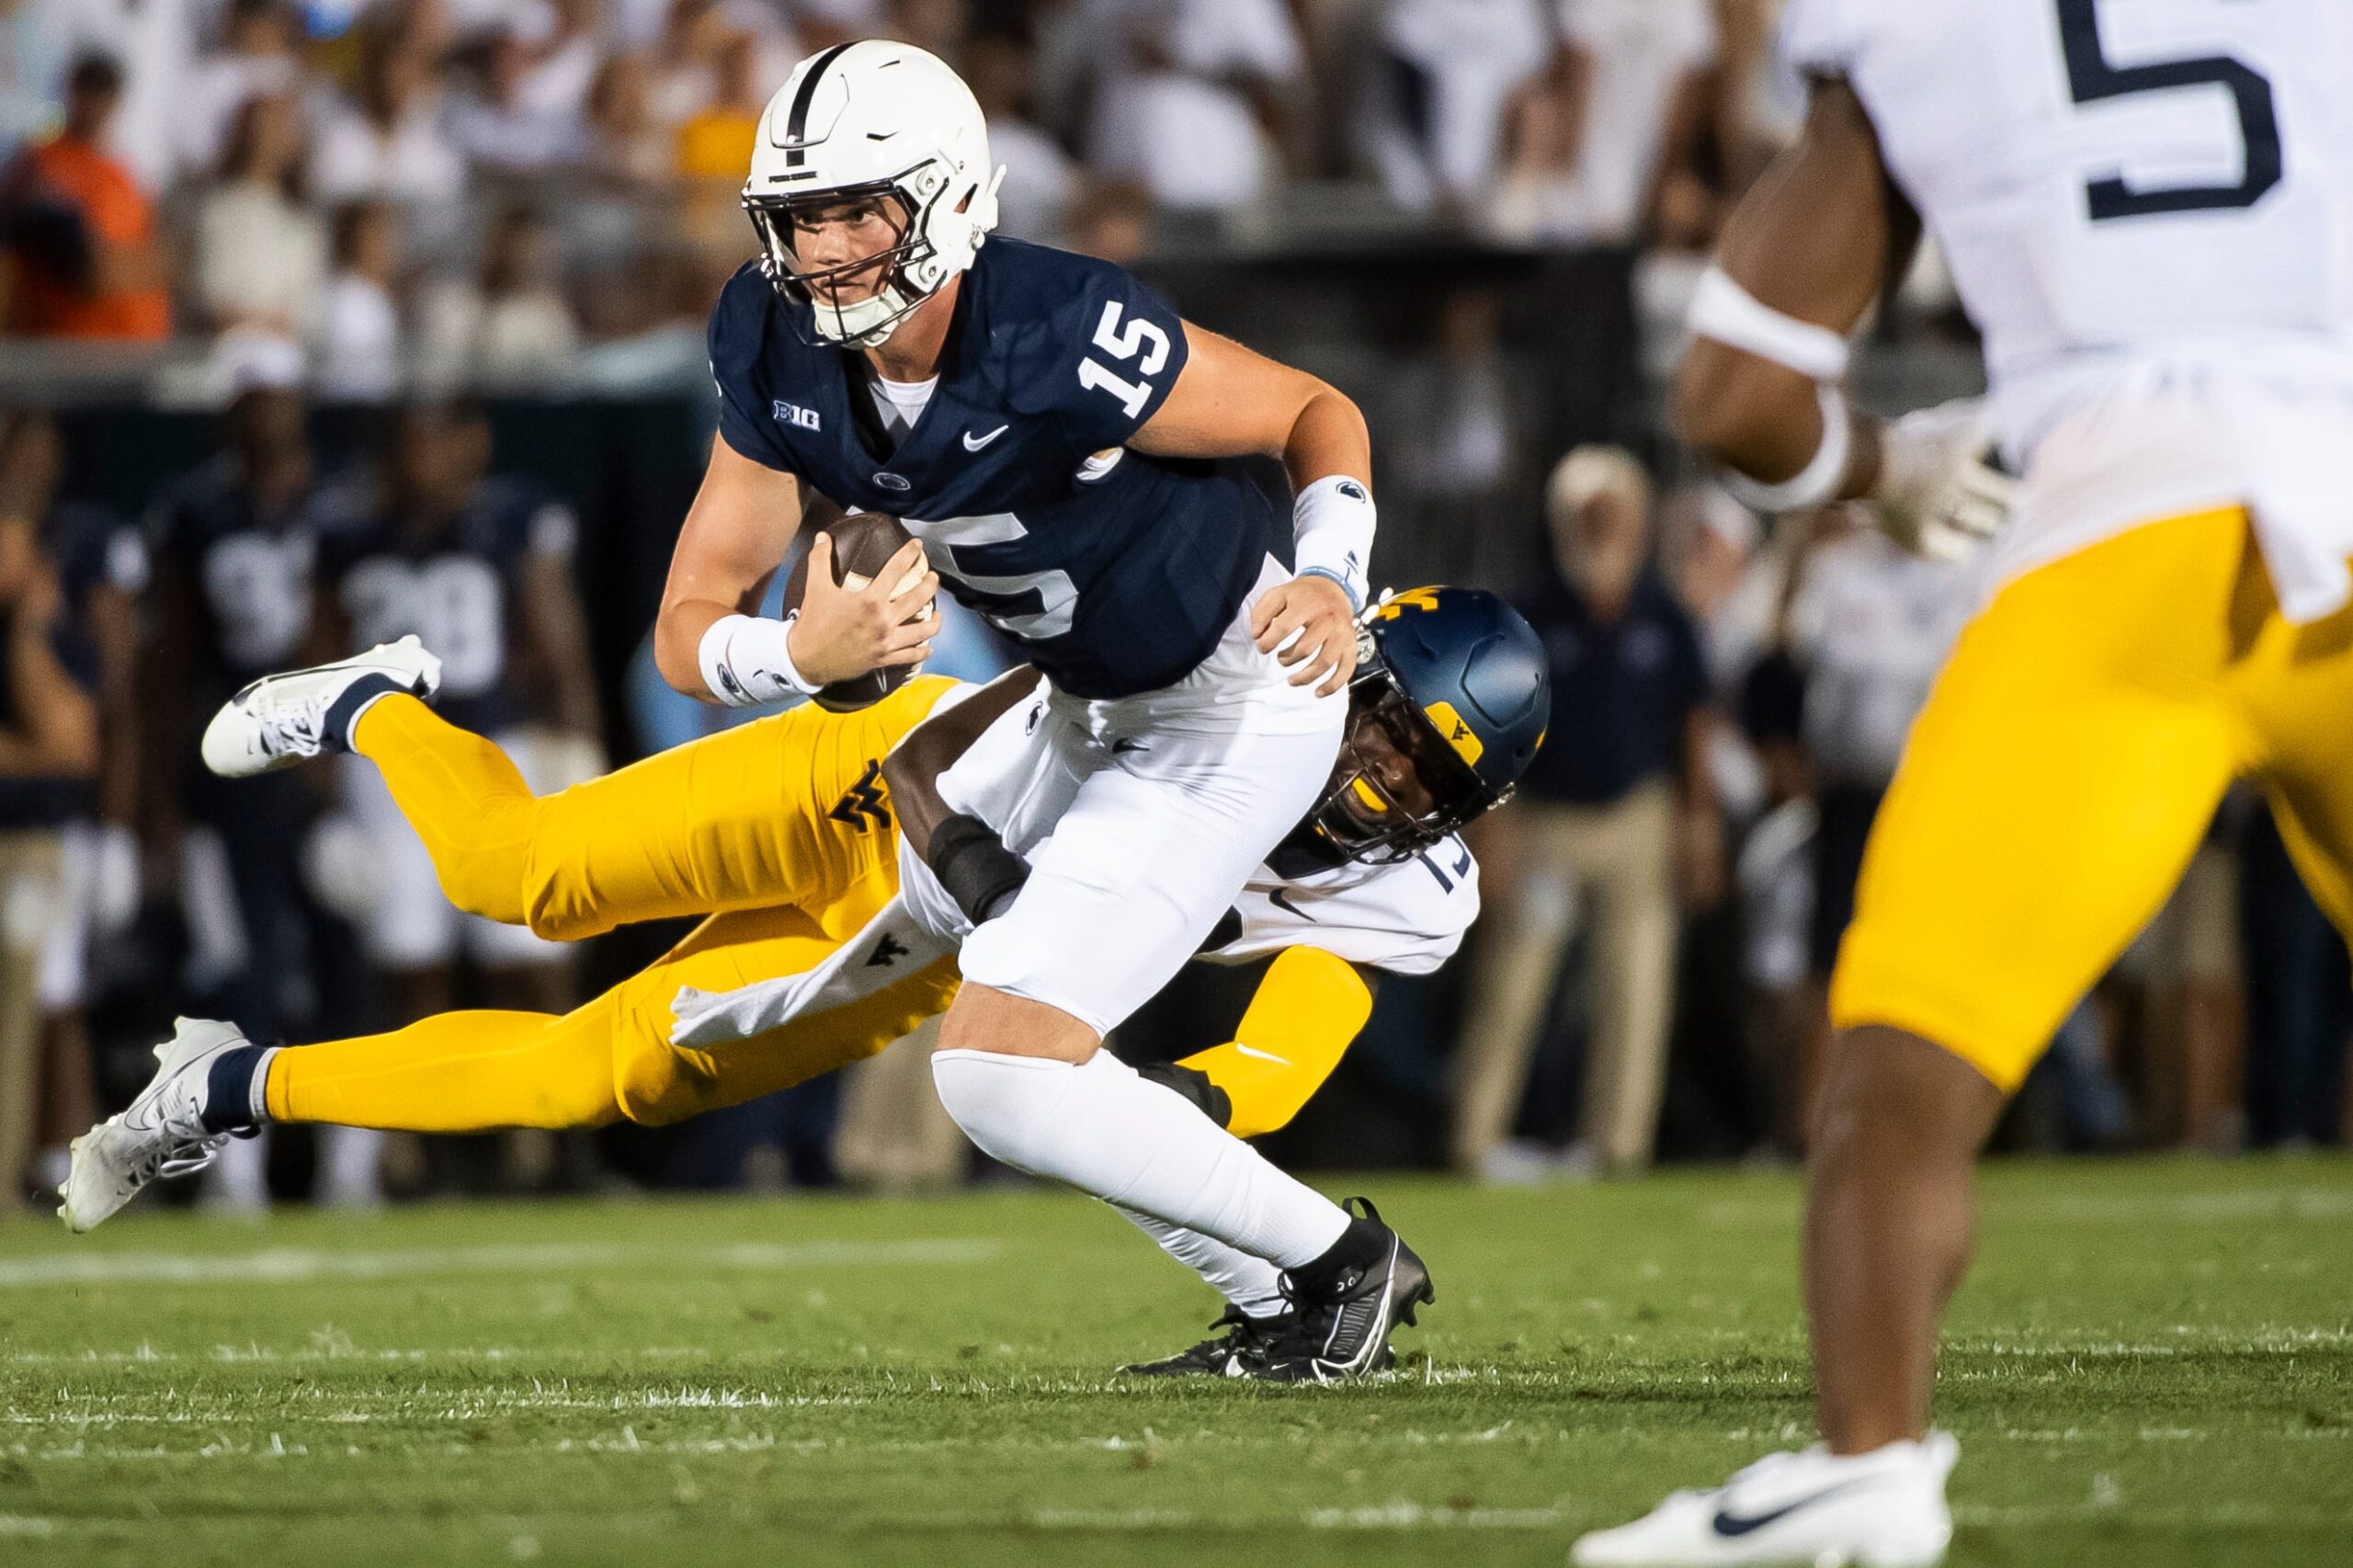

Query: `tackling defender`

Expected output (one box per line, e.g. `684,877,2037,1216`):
1578,2,2353,1563
63,587,1549,1379
656,40,1425,1373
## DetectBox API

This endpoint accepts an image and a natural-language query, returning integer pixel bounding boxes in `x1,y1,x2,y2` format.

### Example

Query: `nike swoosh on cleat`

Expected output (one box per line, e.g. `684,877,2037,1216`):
1232,1045,1290,1065
962,425,1009,451
1711,1478,1882,1537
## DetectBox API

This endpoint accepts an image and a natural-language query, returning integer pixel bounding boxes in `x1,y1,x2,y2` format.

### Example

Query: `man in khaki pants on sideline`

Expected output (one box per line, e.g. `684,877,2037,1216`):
0,460,102,1218
1452,448,1721,1180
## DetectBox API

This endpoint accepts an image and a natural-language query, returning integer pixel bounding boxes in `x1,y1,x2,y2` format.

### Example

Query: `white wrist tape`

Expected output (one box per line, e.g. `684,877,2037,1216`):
698,612,819,707
1292,474,1376,609
1722,382,1856,513
1688,265,1853,381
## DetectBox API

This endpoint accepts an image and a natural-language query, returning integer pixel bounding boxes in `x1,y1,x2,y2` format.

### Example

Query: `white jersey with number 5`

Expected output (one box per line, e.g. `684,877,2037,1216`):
1784,0,2353,619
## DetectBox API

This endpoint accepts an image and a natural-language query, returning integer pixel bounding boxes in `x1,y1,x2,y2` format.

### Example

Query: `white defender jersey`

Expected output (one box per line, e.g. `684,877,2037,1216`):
1784,0,2353,619
663,680,1481,1050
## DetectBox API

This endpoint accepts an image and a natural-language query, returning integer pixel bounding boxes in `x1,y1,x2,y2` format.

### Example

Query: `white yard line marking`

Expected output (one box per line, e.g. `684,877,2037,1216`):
0,1237,999,1289
1305,1504,1567,1529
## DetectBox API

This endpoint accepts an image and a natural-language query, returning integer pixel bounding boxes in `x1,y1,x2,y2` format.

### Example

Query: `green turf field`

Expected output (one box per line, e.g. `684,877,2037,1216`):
1,1157,2347,1567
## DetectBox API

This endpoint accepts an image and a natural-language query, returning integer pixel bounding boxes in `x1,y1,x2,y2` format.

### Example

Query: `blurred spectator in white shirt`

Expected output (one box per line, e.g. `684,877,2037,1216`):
965,34,1074,244
1077,0,1304,216
1361,0,1552,215
416,205,579,389
310,31,467,206
1491,0,1718,245
314,199,404,401
449,25,589,176
517,0,607,122
176,0,301,185
193,93,325,335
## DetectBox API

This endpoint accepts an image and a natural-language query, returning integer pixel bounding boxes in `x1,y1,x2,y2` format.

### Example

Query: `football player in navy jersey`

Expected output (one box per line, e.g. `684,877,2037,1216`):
648,40,1423,1373
143,339,376,1209
144,345,346,1063
314,403,601,1017
310,403,603,1197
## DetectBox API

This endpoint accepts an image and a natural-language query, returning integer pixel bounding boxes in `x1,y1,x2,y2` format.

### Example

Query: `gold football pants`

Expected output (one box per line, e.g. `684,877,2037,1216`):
1832,507,2353,1090
266,681,1372,1134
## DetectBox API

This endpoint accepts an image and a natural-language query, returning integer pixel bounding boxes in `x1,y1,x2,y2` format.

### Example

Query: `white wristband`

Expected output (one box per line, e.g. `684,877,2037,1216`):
1721,382,1856,514
1292,474,1376,609
1688,265,1853,381
699,612,819,707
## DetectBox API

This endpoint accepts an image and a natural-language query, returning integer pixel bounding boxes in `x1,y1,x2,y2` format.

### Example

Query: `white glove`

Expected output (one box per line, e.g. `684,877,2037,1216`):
1868,398,2017,562
88,822,142,937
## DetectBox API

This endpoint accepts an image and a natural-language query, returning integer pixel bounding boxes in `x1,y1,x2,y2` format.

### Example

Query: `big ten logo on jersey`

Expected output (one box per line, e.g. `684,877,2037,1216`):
1075,301,1171,419
772,399,823,432
202,532,317,668
341,556,506,696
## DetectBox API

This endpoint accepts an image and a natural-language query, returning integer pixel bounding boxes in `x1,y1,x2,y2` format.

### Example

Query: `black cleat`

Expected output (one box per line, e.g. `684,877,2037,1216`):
1245,1197,1433,1384
1118,1305,1292,1378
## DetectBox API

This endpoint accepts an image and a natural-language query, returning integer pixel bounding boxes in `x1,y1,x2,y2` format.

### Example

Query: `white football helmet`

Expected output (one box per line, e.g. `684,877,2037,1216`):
742,40,1005,348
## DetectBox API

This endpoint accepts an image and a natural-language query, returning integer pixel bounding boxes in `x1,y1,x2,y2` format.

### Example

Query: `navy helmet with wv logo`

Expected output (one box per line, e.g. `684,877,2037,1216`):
1278,585,1551,870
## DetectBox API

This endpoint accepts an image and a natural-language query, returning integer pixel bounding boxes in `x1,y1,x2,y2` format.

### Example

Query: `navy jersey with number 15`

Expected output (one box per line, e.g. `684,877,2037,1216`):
709,238,1280,700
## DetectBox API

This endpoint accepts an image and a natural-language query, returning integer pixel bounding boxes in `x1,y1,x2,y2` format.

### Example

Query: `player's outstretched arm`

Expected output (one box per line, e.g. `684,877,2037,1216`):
1676,81,2011,560
1131,325,1374,695
881,665,1040,927
880,664,1040,861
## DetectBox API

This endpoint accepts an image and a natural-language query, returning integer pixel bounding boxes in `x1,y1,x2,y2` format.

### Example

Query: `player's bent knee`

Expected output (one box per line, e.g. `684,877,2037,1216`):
936,983,1099,1062
1815,1025,2007,1165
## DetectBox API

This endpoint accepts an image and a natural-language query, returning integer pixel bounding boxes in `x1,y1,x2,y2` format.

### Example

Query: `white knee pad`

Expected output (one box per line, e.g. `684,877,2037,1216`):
929,1048,1082,1176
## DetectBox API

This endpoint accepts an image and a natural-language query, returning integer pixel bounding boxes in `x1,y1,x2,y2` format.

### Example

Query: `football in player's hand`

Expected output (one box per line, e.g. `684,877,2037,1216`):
783,511,932,712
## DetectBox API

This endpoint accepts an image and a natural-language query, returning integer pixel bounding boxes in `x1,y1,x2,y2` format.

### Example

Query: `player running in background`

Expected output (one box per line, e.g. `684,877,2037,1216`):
62,588,1549,1379
653,40,1423,1375
1577,3,2353,1563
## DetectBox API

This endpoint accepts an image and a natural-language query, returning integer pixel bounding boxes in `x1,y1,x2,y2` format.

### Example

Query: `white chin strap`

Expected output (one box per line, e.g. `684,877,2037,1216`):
810,282,919,348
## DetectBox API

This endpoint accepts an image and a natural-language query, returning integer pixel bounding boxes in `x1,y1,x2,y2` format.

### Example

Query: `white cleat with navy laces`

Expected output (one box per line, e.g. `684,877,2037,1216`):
58,1017,256,1233
200,635,442,778
1572,1434,1959,1568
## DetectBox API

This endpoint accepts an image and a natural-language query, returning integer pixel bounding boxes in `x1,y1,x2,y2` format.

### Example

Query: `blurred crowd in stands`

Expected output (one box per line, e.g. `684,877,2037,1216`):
0,0,2343,1217
0,0,1769,367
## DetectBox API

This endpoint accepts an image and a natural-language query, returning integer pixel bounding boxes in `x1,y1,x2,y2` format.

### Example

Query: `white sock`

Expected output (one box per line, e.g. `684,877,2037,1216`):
1114,1204,1289,1318
933,1048,1349,1268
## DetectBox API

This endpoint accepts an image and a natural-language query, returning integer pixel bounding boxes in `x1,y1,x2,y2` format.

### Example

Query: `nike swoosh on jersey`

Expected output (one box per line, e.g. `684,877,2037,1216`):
1267,887,1314,920
962,425,1009,451
1711,1478,1881,1538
